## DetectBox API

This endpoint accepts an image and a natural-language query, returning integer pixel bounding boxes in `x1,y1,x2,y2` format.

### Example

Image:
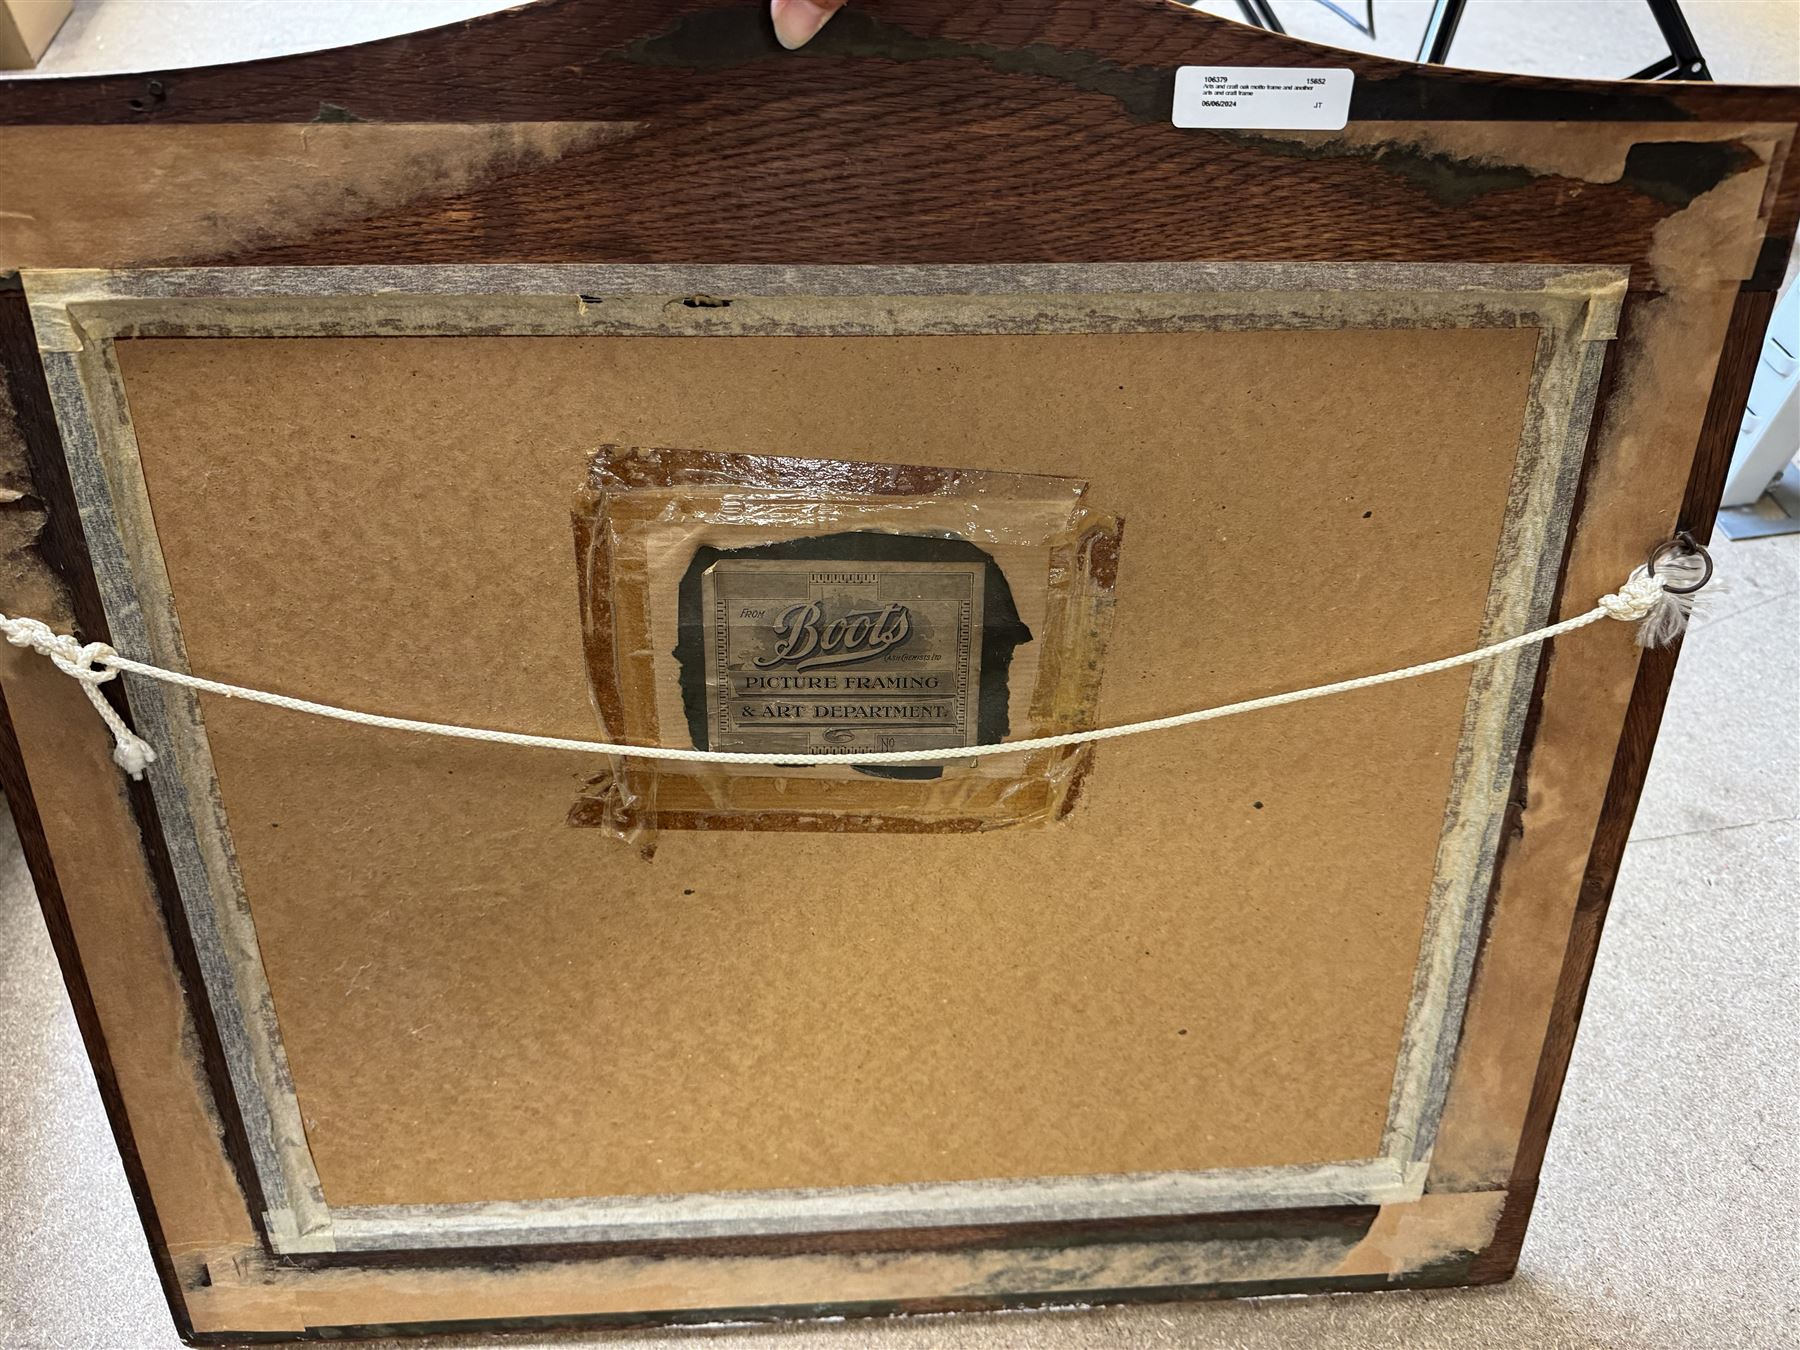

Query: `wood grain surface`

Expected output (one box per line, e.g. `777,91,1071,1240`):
2,0,1798,1339
0,0,1794,278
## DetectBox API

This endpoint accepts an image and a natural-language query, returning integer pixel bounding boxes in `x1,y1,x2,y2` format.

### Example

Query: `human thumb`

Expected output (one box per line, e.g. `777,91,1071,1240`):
772,0,849,50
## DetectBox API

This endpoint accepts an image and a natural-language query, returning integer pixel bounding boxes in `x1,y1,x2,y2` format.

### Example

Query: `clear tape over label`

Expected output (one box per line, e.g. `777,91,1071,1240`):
1172,66,1353,131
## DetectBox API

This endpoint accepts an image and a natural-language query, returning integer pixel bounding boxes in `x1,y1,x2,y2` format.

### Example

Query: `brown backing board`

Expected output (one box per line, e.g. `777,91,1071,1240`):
1,0,1796,1341
25,261,1620,1263
111,324,1533,1207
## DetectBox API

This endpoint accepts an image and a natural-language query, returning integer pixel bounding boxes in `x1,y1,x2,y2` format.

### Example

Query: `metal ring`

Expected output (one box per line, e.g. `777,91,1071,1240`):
1646,532,1714,595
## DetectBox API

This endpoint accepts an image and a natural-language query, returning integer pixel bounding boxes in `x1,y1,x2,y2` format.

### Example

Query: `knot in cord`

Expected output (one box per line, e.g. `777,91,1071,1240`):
1598,567,1665,623
1,613,156,779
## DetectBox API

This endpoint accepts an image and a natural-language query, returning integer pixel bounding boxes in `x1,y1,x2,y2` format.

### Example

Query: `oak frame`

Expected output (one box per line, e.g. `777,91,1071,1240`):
1,0,1796,1341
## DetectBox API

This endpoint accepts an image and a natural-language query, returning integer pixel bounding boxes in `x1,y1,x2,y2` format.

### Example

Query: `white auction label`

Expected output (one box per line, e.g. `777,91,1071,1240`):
1171,66,1353,131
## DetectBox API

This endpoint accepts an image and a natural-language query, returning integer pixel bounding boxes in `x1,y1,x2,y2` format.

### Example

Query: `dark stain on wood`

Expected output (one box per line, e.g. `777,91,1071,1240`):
282,1201,1383,1272
1619,139,1757,206
1233,131,1541,208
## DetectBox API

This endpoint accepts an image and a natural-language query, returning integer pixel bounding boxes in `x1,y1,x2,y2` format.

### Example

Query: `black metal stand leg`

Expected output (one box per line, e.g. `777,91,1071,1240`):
1632,0,1713,80
1415,0,1470,64
1235,0,1286,34
1228,0,1710,85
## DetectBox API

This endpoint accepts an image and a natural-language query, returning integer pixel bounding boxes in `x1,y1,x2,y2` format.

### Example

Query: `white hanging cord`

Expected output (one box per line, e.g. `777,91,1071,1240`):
0,615,158,778
0,544,1710,781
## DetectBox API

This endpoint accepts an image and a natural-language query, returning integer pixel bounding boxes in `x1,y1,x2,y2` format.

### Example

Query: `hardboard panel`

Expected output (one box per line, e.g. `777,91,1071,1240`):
110,324,1538,1208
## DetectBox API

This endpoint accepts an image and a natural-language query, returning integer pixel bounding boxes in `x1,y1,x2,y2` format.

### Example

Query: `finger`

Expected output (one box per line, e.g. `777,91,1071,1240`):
772,0,849,50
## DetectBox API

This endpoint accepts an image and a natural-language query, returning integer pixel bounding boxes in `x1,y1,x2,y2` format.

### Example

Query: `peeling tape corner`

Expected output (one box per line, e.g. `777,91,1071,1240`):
1333,1190,1507,1280
265,1204,337,1254
1572,274,1630,342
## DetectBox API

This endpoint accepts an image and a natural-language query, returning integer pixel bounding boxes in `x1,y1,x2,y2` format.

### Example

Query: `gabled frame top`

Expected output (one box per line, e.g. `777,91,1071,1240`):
0,0,1796,278
1,2,1797,1343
